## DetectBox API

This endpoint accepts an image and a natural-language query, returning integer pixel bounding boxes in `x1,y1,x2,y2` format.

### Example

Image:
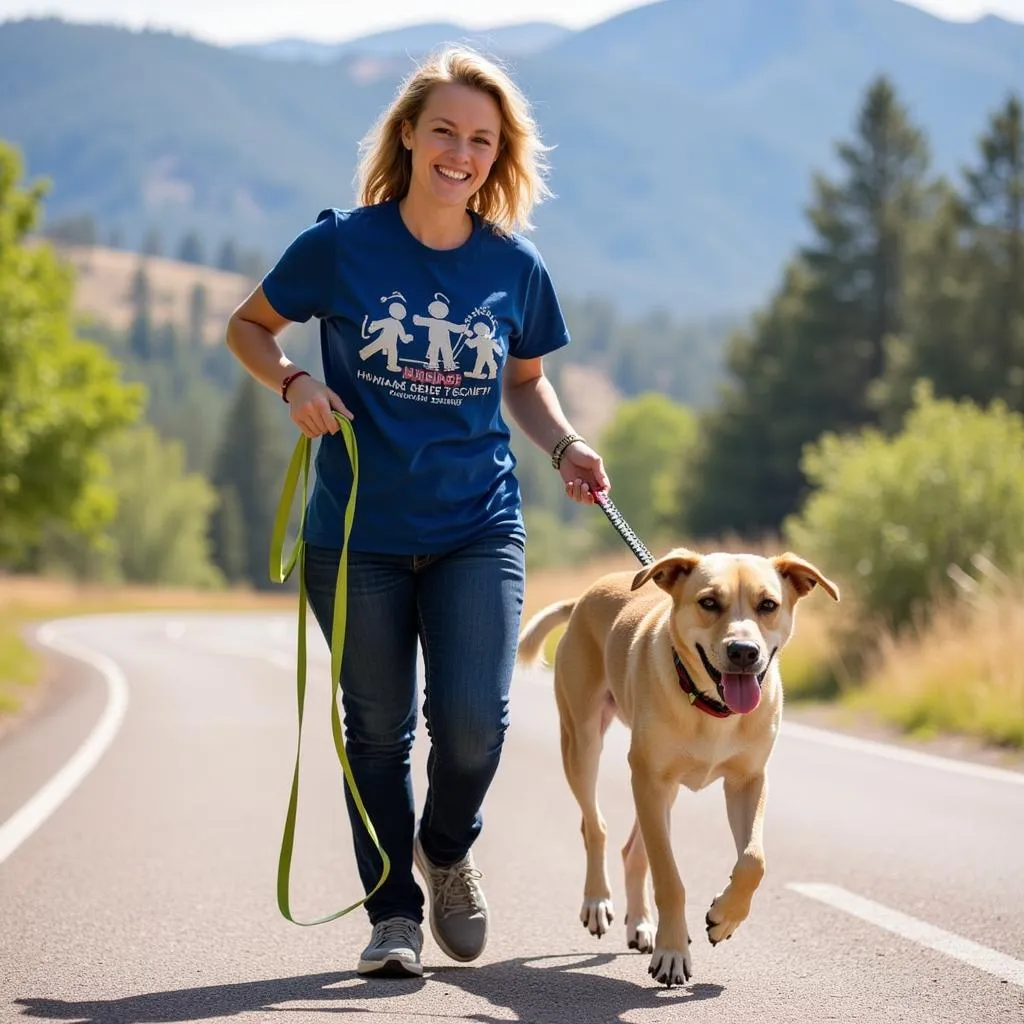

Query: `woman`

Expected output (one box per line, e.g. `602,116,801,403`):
225,45,609,978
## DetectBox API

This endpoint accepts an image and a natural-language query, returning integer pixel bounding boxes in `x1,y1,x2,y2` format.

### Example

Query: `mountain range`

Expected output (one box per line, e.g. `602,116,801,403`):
1,1,1022,317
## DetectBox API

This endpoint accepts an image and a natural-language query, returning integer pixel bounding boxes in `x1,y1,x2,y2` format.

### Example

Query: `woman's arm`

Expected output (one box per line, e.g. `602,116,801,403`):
502,355,610,504
226,284,351,438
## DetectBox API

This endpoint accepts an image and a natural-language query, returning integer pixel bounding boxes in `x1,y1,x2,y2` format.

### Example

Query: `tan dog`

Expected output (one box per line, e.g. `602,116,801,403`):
517,548,839,987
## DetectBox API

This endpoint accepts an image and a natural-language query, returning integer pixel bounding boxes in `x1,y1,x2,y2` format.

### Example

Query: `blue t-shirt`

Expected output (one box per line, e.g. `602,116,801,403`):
262,199,570,554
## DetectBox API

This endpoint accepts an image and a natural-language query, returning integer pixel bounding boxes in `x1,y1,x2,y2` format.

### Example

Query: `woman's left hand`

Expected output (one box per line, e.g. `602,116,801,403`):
559,441,611,504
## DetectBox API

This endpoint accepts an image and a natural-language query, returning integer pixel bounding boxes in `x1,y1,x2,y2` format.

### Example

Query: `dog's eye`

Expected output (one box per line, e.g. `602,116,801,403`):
758,598,779,614
698,597,720,613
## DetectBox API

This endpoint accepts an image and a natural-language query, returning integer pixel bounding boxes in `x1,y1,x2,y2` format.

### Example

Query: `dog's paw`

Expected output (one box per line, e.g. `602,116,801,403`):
647,945,692,987
580,897,614,937
626,915,655,953
705,887,750,945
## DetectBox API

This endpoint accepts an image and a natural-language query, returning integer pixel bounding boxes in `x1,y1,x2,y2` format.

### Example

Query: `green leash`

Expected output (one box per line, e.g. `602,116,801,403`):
268,411,390,925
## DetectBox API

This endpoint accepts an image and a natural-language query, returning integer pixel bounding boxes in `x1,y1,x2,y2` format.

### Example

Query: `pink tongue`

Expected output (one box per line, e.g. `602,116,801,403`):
722,673,761,714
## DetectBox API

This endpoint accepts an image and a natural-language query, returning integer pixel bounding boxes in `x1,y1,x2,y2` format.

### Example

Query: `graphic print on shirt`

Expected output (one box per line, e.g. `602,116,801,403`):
358,292,414,372
460,314,501,380
411,295,466,371
355,291,505,408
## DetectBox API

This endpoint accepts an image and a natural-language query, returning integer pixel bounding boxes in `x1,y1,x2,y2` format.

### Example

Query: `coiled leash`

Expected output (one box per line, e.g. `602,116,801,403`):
593,490,655,568
268,411,390,925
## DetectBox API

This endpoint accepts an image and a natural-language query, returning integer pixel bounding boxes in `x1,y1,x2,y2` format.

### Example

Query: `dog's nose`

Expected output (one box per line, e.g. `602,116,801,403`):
726,640,760,670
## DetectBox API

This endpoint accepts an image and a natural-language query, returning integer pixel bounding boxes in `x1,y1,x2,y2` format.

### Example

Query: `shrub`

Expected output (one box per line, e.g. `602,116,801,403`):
784,382,1024,633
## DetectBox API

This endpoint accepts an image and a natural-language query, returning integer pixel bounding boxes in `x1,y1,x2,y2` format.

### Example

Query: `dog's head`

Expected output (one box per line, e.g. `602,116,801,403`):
631,548,839,715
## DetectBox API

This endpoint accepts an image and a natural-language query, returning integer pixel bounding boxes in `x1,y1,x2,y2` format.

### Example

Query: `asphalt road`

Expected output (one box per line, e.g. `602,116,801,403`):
1,610,1023,1024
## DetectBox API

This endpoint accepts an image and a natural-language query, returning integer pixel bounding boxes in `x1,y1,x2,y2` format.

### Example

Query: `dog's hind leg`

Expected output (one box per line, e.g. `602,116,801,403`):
705,770,768,945
622,818,654,953
556,674,618,939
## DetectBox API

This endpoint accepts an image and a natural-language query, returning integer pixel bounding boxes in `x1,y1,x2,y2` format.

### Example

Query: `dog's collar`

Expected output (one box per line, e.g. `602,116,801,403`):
671,648,733,718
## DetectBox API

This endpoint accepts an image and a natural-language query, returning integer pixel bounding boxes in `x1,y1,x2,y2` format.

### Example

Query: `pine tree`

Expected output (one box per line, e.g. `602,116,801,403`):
128,261,153,360
142,226,163,257
872,186,981,426
961,93,1024,409
188,282,208,348
209,374,292,588
178,230,205,266
209,483,246,583
801,76,932,422
217,238,241,273
680,77,934,537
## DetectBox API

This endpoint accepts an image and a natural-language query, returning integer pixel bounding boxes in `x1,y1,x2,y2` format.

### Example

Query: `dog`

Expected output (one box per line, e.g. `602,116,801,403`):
516,548,839,987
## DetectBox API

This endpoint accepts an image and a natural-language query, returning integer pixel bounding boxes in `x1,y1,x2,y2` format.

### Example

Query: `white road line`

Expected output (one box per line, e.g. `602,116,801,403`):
789,883,1024,988
782,721,1024,787
0,625,128,866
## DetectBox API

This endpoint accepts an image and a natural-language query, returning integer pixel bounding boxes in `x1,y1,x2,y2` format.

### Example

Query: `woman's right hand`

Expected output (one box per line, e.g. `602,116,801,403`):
285,374,353,438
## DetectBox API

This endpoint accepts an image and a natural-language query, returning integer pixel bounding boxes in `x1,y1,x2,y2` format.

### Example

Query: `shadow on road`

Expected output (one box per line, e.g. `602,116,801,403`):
12,952,723,1023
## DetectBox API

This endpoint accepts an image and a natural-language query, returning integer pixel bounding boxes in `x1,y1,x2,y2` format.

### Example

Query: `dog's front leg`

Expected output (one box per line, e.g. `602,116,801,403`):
706,770,767,945
629,754,690,987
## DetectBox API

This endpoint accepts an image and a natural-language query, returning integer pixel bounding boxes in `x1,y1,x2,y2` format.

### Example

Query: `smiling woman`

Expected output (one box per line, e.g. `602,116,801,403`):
223,44,611,981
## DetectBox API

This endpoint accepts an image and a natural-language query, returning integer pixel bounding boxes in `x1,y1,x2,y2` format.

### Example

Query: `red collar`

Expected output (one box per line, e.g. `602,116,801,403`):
671,648,733,718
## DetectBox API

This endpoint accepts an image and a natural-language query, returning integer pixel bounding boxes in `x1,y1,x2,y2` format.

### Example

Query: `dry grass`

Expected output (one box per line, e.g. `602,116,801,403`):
53,242,252,342
6,551,1022,752
846,584,1024,749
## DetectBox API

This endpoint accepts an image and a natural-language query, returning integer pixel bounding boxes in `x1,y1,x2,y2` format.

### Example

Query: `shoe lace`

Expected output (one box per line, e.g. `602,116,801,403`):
375,918,419,947
436,860,485,915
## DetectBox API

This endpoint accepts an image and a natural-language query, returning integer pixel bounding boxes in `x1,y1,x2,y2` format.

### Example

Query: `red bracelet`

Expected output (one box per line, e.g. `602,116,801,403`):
280,369,310,402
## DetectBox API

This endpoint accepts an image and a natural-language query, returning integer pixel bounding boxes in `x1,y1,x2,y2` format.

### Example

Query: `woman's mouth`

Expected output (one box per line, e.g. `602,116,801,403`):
435,164,471,184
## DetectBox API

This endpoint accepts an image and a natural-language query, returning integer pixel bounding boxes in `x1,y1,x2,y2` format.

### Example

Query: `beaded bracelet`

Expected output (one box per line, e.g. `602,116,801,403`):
280,369,310,403
551,432,585,470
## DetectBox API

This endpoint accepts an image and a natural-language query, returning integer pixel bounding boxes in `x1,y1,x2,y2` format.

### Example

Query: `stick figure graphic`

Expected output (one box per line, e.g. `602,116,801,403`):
463,321,502,379
412,294,467,371
359,292,414,371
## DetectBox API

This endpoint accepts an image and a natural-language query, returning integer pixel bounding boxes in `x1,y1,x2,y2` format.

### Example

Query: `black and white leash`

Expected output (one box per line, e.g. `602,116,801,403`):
592,490,655,568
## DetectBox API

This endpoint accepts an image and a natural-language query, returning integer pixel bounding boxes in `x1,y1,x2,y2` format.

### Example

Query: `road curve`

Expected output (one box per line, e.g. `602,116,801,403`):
1,611,1022,1023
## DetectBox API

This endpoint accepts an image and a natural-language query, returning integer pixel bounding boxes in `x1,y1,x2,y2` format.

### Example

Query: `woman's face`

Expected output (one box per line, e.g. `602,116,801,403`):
402,82,502,211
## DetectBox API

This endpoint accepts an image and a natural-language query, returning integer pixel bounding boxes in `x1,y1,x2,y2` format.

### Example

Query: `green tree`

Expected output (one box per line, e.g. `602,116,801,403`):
592,393,697,550
105,427,223,586
801,75,932,420
961,93,1024,409
34,427,225,586
681,77,934,538
188,282,208,348
128,260,153,360
870,185,980,427
178,229,205,266
209,374,292,588
0,140,143,562
209,484,247,583
142,226,163,257
785,382,1024,633
217,238,241,273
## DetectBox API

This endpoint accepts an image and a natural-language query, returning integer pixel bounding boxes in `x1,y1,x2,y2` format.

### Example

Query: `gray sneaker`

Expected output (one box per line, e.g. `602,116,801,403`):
413,835,489,962
356,917,424,977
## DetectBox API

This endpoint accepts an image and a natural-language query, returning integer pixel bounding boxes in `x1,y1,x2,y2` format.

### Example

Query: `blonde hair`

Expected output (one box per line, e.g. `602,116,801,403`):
356,46,553,234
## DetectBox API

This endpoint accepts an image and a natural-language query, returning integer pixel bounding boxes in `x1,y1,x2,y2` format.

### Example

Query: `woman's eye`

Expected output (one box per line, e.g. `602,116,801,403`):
758,599,779,614
698,597,720,612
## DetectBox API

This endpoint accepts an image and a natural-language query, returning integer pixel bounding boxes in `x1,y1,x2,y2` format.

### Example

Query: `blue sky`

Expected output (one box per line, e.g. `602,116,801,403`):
1,0,1022,44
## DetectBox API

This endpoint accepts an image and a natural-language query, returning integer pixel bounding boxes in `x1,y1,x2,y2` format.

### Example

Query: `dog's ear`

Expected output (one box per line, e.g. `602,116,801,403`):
772,553,840,602
631,548,702,592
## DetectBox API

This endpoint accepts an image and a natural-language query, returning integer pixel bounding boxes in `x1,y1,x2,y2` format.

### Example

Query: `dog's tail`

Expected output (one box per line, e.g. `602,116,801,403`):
516,599,576,667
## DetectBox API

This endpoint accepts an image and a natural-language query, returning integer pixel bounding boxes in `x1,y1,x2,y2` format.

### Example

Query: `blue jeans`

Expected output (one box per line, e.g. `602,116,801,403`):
302,534,526,925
